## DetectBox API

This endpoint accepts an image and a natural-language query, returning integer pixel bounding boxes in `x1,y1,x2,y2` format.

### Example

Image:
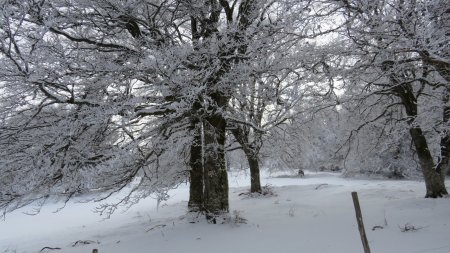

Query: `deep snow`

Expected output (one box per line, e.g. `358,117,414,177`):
1,170,450,253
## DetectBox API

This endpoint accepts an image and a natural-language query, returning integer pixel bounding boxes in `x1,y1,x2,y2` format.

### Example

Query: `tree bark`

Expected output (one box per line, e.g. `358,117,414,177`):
246,151,262,193
409,127,448,197
188,119,204,211
437,88,450,178
203,95,229,215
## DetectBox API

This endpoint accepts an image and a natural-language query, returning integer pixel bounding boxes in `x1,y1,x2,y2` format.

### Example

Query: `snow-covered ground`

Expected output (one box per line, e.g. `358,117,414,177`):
1,170,450,253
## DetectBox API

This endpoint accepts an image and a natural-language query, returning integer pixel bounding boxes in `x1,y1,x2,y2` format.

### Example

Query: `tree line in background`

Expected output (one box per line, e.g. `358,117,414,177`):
0,0,448,219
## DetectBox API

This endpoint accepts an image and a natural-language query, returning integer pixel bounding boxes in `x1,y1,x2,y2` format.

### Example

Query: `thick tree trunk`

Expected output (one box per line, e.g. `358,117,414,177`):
409,127,448,197
188,121,204,211
246,151,262,193
437,133,450,179
438,88,450,179
203,105,229,216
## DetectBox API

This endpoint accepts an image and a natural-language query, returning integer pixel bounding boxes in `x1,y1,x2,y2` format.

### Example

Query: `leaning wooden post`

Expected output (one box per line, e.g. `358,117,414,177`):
351,192,371,253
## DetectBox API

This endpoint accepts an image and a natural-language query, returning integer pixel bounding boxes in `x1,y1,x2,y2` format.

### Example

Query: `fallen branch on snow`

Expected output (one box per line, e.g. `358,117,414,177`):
71,240,99,247
39,247,61,252
315,184,329,190
399,223,424,232
146,224,166,232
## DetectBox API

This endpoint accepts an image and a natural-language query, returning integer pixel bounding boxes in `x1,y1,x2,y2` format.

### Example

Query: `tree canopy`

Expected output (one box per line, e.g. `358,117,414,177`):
0,0,449,218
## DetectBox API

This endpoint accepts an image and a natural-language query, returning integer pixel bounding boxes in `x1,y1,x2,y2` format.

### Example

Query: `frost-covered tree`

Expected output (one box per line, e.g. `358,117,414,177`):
226,1,344,192
335,97,423,179
332,0,450,197
0,0,335,217
0,0,200,216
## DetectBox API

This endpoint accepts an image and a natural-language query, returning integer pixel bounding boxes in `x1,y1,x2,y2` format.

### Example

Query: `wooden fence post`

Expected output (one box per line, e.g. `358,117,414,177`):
352,192,371,253
92,249,98,253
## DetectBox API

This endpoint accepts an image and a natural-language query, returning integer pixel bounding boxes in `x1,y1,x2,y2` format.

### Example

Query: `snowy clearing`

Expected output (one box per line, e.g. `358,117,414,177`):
1,171,450,253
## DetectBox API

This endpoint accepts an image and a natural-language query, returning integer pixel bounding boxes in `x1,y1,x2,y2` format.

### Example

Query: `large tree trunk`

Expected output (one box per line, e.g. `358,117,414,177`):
246,150,262,193
409,127,448,197
203,97,229,216
442,127,450,177
188,120,204,211
438,89,450,178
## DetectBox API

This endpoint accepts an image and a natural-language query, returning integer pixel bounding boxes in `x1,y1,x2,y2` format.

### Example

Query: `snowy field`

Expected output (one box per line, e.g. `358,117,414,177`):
1,170,450,253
